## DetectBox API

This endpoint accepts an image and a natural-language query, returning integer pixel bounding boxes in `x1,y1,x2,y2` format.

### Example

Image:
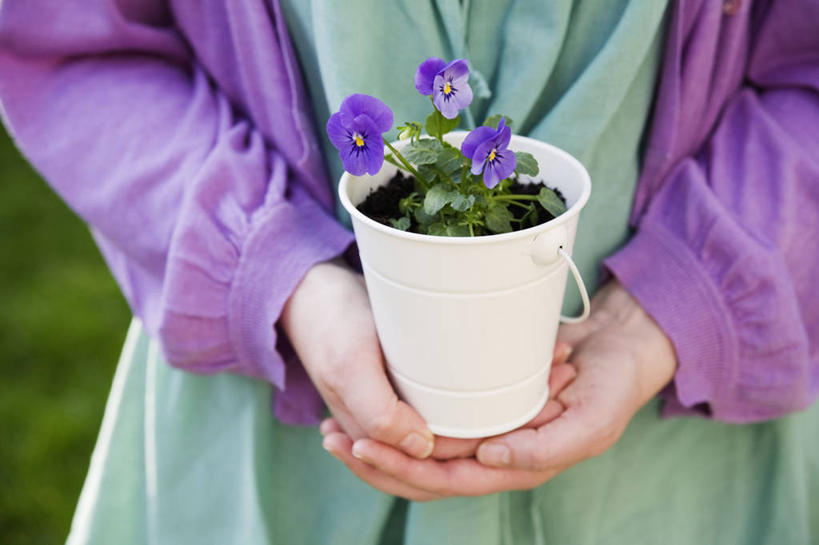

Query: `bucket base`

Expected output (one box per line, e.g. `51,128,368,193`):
387,364,551,439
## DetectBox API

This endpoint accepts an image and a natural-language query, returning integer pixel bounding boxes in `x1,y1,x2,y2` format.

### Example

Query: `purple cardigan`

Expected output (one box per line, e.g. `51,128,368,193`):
0,0,816,425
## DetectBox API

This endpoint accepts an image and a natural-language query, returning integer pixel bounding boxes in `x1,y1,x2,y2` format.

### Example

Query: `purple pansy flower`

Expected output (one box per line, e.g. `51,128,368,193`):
326,94,393,175
414,57,474,120
461,118,517,189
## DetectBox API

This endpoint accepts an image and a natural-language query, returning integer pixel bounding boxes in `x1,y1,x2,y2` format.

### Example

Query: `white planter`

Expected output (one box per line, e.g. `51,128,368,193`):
339,132,591,438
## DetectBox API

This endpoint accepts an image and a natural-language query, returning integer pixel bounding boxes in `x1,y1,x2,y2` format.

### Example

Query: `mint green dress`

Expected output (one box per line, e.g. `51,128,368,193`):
67,2,819,544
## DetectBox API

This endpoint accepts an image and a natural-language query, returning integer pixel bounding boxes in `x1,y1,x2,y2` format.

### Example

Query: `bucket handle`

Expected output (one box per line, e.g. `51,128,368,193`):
558,247,590,324
526,227,590,324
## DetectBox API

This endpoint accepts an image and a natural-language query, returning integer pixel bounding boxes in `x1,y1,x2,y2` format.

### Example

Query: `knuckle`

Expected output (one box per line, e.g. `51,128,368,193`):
588,419,623,457
530,447,553,471
365,406,398,439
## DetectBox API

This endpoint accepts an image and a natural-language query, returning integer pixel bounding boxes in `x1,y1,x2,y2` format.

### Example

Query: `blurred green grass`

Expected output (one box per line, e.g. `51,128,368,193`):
0,126,130,544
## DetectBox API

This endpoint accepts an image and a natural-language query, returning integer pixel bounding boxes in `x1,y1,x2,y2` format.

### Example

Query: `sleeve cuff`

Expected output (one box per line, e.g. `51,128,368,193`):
228,184,354,425
603,222,738,419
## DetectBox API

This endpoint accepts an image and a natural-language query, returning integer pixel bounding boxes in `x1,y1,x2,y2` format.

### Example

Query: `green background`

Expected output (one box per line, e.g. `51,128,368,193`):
0,125,131,544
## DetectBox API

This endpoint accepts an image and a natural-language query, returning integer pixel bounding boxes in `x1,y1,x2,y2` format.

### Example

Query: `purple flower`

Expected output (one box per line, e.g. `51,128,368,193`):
461,118,517,189
326,94,393,175
414,57,473,120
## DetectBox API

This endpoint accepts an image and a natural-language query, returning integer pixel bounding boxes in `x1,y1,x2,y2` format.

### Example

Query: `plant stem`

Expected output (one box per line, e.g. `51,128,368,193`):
505,200,532,211
489,194,540,202
383,137,430,190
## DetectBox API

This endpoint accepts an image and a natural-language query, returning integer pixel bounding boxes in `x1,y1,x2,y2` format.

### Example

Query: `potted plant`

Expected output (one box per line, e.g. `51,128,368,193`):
328,58,592,438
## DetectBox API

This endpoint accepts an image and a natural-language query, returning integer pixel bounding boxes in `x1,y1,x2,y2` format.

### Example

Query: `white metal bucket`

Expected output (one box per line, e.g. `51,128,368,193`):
339,132,591,438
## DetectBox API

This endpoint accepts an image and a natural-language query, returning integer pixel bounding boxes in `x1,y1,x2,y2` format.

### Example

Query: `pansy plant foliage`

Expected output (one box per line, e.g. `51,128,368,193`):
327,57,567,237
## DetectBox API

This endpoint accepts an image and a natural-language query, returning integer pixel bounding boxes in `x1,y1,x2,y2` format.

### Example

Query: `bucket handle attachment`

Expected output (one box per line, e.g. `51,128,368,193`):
525,226,590,324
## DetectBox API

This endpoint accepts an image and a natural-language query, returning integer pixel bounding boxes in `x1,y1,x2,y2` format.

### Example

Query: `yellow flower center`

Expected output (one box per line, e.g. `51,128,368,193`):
489,149,496,161
444,82,452,95
354,134,365,147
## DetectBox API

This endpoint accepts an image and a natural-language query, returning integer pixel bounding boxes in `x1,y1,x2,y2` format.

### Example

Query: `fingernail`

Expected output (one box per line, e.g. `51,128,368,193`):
399,431,434,459
353,441,370,464
319,419,333,435
322,437,338,457
557,344,573,361
478,443,511,467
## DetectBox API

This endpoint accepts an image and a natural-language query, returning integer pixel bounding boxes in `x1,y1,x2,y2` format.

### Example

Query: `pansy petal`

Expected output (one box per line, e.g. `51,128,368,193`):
326,112,350,150
494,122,512,150
342,145,372,176
451,81,473,112
497,117,508,133
340,94,393,133
471,156,486,176
340,115,384,176
482,163,501,189
442,58,470,82
495,149,516,179
364,140,385,175
461,126,496,160
433,74,461,119
414,57,447,95
471,138,497,167
483,150,516,189
350,113,377,134
435,95,461,119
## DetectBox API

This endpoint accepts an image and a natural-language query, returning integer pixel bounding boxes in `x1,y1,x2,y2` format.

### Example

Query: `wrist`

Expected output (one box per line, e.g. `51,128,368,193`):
281,258,351,339
590,280,678,401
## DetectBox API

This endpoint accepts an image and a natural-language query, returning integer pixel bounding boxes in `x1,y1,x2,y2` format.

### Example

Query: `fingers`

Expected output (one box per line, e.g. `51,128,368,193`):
329,353,435,459
351,438,551,496
429,436,481,460
553,341,573,365
548,362,577,396
523,399,566,429
320,418,342,436
323,361,578,462
321,433,440,502
476,367,626,472
325,417,480,461
476,408,594,471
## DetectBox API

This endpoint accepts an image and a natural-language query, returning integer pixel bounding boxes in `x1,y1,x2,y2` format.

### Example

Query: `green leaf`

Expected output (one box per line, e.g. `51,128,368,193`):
417,164,438,183
403,138,443,165
435,147,463,176
450,193,476,212
485,202,513,234
398,192,419,215
423,184,455,215
389,216,411,231
444,223,471,237
514,152,539,177
384,154,402,169
483,114,514,130
414,205,437,225
428,223,448,236
427,222,469,237
425,111,460,139
537,187,567,217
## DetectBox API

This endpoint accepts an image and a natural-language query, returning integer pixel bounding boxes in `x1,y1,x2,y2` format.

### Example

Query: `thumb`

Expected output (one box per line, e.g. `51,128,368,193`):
338,357,435,460
475,406,596,471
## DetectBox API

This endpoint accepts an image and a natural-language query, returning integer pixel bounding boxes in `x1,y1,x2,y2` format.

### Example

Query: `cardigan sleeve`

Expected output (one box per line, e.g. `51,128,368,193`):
605,0,819,422
0,0,353,424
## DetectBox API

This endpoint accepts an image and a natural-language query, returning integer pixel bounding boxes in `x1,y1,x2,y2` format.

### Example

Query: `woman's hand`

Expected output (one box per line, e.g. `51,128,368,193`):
319,279,678,500
281,260,436,460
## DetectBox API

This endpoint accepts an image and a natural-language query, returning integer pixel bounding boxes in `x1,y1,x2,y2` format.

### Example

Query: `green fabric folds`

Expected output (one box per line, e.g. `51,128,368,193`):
68,321,819,544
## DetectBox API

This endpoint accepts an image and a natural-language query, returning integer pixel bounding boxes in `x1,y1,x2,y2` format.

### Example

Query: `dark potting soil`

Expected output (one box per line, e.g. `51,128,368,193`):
356,171,567,235
356,171,416,226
